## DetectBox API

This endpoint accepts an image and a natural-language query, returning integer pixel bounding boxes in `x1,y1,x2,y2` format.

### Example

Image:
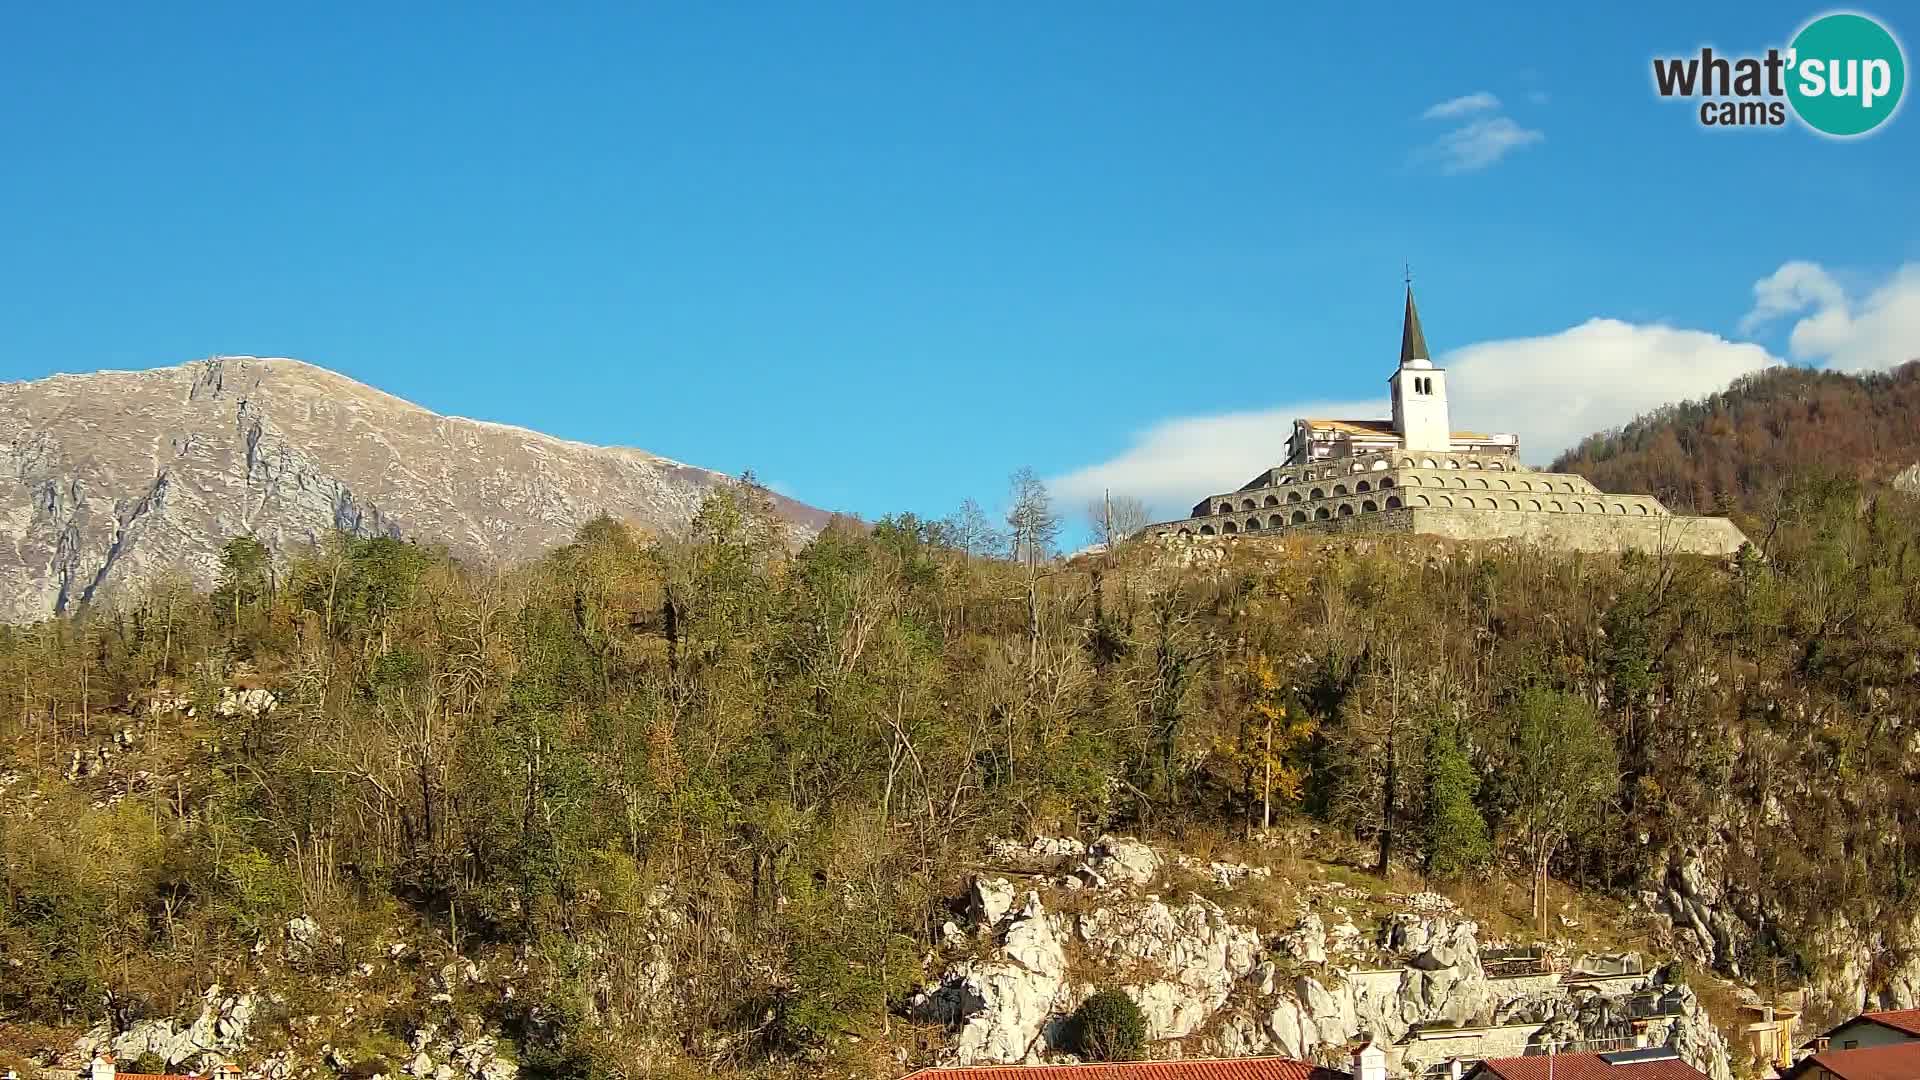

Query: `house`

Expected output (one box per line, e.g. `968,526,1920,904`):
1463,1048,1710,1080
1813,1011,1920,1053
1781,1041,1920,1080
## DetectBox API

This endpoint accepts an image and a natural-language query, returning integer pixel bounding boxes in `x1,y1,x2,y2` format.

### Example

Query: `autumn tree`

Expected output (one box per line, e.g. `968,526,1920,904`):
1215,654,1315,832
1502,688,1619,935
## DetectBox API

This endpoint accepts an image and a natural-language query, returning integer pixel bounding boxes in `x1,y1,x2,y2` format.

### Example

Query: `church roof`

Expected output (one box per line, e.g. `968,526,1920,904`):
1401,286,1431,364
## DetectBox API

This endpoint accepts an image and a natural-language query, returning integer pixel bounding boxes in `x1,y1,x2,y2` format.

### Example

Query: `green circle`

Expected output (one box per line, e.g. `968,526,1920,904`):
1787,12,1906,136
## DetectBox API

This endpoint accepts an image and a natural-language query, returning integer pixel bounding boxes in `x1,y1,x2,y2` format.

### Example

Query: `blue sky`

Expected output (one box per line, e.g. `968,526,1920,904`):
2,2,1916,535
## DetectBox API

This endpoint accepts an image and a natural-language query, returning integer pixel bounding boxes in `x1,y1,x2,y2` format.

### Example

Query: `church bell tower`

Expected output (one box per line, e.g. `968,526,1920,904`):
1388,285,1452,452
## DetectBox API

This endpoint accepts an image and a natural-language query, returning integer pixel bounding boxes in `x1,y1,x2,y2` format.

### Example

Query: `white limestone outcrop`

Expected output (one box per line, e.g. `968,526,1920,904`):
921,836,1737,1080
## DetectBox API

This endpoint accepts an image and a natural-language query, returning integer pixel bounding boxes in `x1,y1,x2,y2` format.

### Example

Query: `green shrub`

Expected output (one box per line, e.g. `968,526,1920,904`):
1070,988,1147,1062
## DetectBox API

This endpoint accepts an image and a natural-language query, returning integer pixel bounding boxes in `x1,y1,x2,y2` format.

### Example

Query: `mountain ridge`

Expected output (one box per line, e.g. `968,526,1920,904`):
0,355,833,621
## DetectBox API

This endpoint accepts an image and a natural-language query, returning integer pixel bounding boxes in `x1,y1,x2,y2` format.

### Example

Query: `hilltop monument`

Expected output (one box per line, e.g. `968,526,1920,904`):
1141,287,1750,556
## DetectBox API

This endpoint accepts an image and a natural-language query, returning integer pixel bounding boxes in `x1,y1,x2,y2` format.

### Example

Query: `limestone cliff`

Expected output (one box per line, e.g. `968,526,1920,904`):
914,835,1736,1080
0,356,832,622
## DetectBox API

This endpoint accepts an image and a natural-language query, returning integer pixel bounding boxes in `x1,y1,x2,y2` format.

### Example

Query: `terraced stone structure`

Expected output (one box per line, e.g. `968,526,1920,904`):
1141,288,1750,557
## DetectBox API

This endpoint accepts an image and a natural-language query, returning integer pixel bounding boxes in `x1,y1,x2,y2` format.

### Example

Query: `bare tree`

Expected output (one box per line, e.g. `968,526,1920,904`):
1005,468,1059,570
1085,491,1151,550
942,497,1003,565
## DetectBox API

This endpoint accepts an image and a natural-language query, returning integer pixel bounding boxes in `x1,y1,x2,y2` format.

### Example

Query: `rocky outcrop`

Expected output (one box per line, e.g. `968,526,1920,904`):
920,837,1737,1080
1895,463,1920,495
79,985,258,1070
914,890,1071,1064
0,356,832,621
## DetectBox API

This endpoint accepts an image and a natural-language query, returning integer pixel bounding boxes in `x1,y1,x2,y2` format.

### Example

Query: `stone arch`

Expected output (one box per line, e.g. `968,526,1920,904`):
1333,483,1349,496
1560,482,1576,493
1287,490,1303,503
1177,529,1193,539
1385,495,1402,509
1314,507,1331,521
1399,457,1415,468
1474,478,1490,489
1309,487,1324,500
1200,524,1216,535
1291,510,1308,524
1371,458,1389,471
1217,502,1233,515
1612,503,1628,515
1444,459,1460,469
1548,500,1564,512
1489,461,1505,470
1268,514,1286,529
1223,520,1240,533
1355,479,1372,493
1451,476,1468,489
1381,476,1396,488
1241,498,1257,511
1459,496,1477,509
1278,474,1294,485
1414,494,1431,506
1503,499,1519,511
1420,458,1438,469
1436,495,1454,508
1466,459,1483,469
1350,462,1365,474
1361,499,1378,512
1496,479,1511,490
1403,475,1420,486
1337,502,1355,517
1246,517,1262,531
1635,503,1650,515
1528,500,1542,511
1263,494,1279,507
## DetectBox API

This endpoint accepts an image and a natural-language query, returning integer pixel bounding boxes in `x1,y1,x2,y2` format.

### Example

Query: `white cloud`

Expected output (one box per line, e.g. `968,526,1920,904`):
1445,321,1777,461
1051,263,1918,522
1427,116,1545,173
1526,89,1551,106
1423,92,1502,120
1742,261,1920,372
1048,400,1383,518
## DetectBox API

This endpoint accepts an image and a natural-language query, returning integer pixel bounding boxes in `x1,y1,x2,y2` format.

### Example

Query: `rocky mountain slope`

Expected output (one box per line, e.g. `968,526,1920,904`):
0,356,832,621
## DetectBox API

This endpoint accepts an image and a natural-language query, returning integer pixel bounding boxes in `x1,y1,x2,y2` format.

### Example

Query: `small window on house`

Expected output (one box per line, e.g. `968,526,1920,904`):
1843,1042,1859,1051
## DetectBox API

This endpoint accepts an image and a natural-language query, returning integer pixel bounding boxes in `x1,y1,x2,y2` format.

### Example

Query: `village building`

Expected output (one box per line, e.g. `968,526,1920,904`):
1140,287,1750,557
1463,1049,1710,1080
1781,1041,1920,1080
1811,1010,1920,1054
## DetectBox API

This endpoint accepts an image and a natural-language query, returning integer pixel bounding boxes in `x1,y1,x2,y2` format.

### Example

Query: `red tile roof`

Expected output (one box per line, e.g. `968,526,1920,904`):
903,1059,1348,1080
1861,1010,1920,1037
1468,1053,1708,1080
1791,1041,1920,1080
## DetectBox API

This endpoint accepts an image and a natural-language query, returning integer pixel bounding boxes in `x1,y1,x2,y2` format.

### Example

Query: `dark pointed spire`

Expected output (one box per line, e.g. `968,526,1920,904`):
1399,285,1430,365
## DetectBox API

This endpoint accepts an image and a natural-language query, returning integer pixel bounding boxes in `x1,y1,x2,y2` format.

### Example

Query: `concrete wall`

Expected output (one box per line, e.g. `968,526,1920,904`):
1405,508,1748,557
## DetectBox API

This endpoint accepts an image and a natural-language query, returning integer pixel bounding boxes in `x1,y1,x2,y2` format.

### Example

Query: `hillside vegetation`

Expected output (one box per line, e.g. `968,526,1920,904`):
1,468,1918,1077
1551,360,1920,514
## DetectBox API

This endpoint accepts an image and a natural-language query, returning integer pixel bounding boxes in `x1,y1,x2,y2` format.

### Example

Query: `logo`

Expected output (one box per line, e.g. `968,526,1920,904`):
1652,11,1906,136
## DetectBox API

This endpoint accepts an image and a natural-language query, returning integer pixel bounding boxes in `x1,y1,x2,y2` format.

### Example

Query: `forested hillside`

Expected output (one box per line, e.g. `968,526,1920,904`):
1551,360,1920,515
2,471,1918,1078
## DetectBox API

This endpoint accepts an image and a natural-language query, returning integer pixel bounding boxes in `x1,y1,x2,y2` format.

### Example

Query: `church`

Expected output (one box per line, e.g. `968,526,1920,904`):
1139,288,1751,557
